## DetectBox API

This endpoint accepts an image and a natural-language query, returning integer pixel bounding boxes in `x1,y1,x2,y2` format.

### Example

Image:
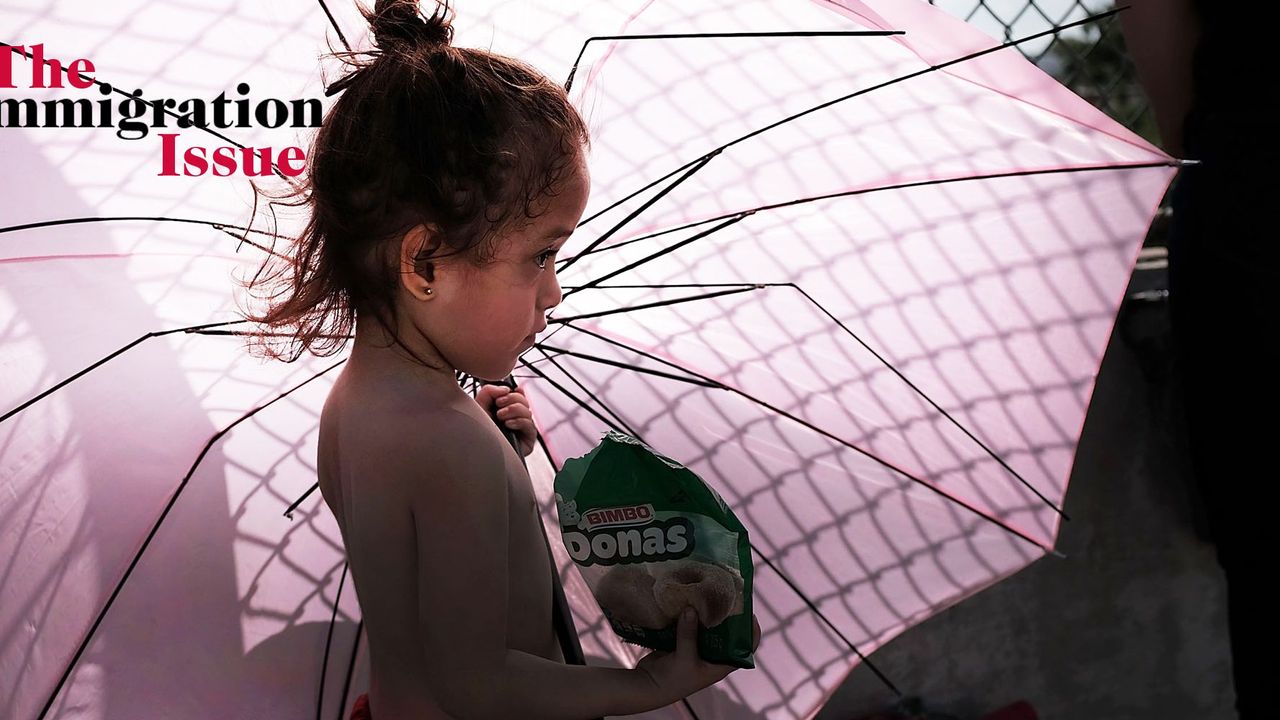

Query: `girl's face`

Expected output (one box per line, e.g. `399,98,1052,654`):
410,154,590,381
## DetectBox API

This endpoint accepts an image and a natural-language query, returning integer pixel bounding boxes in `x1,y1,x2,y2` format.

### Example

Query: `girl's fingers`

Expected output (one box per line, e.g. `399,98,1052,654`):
502,415,528,429
504,417,535,433
496,391,525,407
506,418,537,456
476,384,510,411
488,387,535,455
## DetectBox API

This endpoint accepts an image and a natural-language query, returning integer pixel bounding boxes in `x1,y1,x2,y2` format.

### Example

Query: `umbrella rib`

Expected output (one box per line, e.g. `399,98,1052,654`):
560,4,1134,256
517,345,575,371
541,283,764,344
2,42,303,186
563,30,904,92
524,350,902,701
785,282,1069,520
560,213,750,301
739,160,1182,217
538,283,754,348
531,346,644,439
534,342,720,391
0,215,289,259
561,321,1056,554
558,274,757,315
285,481,321,519
749,546,903,697
556,152,720,274
561,158,1182,268
36,358,346,720
518,358,632,436
337,618,364,720
0,319,250,426
562,281,761,290
314,0,352,51
570,159,702,234
317,560,351,720
558,215,731,266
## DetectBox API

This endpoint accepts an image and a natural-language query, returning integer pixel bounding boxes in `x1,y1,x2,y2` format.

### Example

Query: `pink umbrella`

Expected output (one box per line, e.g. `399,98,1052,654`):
516,4,1177,718
0,1,1178,719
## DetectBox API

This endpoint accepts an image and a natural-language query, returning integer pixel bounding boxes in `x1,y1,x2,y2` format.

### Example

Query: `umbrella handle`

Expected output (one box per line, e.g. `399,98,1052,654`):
481,375,592,674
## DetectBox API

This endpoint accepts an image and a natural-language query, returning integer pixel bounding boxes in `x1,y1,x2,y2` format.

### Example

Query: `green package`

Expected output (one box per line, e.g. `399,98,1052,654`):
553,430,755,669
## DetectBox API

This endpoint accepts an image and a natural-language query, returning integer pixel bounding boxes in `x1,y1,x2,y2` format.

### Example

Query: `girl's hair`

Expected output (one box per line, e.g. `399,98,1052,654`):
235,0,589,368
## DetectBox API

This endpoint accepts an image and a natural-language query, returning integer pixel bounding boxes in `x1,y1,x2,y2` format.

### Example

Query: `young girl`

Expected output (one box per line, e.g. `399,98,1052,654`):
241,2,758,718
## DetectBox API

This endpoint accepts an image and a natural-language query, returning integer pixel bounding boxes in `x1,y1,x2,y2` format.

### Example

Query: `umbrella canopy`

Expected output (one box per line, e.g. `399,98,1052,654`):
0,1,1177,719
521,1,1174,715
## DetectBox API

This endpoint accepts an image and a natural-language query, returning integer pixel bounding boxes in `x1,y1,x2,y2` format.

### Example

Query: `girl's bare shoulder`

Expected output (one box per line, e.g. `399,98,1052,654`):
325,369,507,486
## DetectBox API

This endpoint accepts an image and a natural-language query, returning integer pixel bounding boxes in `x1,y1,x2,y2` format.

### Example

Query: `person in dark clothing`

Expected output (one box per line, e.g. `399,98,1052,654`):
1122,3,1277,718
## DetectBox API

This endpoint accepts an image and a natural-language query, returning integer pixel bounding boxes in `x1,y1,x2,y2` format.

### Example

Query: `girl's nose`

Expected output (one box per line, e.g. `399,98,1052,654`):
541,267,563,312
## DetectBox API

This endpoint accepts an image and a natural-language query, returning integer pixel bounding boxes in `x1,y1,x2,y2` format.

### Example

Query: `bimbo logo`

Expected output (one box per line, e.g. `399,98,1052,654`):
583,504,654,530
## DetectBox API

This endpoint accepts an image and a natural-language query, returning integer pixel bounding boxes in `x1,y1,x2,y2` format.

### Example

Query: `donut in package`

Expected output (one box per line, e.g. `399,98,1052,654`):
553,430,755,668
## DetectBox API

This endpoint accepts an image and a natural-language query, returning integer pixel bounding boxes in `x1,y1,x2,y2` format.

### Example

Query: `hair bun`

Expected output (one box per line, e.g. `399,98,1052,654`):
368,0,453,51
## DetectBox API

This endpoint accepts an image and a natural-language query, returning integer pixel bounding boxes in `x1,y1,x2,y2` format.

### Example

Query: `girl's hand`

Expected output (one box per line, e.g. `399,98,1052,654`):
476,384,537,457
634,608,762,706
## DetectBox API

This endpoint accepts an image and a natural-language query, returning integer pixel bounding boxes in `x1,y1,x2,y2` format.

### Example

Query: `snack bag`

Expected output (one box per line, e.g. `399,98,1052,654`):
553,430,755,668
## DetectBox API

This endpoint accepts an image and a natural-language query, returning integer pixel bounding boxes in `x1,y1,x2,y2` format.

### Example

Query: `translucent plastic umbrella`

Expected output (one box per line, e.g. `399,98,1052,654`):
0,1,1179,720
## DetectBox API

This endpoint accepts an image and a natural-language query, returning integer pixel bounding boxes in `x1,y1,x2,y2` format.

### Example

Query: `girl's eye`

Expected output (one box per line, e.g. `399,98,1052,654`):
535,249,556,269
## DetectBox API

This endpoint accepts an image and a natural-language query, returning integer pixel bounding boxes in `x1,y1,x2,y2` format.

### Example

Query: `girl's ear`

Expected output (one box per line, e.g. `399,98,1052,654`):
400,224,443,289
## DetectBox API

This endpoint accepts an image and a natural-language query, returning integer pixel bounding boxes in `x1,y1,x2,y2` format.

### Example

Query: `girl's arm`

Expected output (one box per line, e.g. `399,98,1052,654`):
502,648,662,717
403,409,672,719
506,603,757,717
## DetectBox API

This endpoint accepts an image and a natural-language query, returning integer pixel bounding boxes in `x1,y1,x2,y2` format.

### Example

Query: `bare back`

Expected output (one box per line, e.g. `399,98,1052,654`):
316,362,564,718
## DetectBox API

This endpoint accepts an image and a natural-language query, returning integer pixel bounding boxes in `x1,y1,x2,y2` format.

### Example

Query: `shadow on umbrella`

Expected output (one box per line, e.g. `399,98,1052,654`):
2,126,240,717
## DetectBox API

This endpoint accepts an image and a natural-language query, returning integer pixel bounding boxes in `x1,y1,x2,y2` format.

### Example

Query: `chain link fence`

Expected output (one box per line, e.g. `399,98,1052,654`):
928,0,1170,298
928,1,1157,145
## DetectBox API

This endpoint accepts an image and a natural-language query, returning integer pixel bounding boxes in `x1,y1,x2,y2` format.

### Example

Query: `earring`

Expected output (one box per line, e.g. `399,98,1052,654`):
425,287,434,295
